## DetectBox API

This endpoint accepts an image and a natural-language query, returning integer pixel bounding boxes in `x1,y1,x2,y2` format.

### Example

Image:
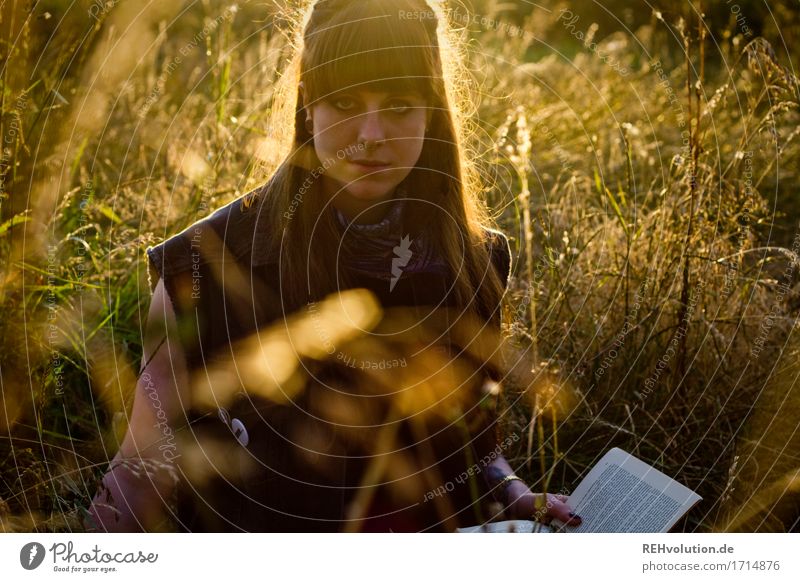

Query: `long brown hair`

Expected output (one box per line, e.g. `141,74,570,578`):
251,0,506,326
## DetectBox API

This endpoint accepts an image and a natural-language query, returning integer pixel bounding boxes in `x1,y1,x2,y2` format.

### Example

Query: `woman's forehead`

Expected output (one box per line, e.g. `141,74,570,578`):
312,77,432,101
330,84,427,99
301,0,442,104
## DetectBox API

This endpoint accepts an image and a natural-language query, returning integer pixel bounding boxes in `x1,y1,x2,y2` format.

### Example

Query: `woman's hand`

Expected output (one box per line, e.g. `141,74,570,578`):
504,480,582,526
485,456,583,527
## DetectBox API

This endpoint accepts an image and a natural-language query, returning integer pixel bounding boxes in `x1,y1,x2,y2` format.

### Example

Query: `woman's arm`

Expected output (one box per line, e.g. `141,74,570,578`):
478,232,580,525
485,456,582,525
86,278,189,532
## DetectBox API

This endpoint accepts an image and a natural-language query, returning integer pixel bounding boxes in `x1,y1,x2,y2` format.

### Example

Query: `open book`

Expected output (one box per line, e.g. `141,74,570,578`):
457,448,701,533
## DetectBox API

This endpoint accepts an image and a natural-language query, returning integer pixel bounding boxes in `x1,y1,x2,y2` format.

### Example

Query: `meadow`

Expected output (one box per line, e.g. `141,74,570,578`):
1,0,798,532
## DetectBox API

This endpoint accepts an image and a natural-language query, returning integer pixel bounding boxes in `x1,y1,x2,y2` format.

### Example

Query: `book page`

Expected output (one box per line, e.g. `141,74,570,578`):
560,448,702,533
456,520,553,533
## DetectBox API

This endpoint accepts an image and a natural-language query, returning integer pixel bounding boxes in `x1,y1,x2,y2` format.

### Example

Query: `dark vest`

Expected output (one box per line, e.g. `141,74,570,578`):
145,190,512,532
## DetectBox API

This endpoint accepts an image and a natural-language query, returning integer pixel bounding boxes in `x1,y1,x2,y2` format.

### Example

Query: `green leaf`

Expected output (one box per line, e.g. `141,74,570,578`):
97,204,123,225
594,168,603,195
0,213,30,237
605,186,630,240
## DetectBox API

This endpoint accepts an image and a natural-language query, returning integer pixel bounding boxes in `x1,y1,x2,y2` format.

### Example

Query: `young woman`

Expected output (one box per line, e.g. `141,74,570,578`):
88,0,581,532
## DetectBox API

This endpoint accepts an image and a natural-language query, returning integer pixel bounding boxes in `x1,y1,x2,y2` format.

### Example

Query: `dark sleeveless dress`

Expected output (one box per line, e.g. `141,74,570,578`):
145,189,512,532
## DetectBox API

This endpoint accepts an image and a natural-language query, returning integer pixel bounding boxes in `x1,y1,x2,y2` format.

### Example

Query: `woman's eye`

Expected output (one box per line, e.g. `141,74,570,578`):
332,97,356,111
387,101,412,114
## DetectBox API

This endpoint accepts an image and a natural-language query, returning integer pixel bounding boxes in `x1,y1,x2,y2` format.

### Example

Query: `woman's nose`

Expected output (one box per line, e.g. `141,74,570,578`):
357,108,386,146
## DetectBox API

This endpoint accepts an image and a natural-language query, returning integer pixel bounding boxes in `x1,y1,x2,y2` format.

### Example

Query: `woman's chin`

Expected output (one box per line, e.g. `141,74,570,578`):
342,184,398,202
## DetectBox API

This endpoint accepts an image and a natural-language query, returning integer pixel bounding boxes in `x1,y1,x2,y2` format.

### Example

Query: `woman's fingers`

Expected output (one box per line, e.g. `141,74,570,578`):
545,494,582,527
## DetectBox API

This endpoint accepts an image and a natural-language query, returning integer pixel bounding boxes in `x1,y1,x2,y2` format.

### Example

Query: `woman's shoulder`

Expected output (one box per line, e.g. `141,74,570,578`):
145,186,268,292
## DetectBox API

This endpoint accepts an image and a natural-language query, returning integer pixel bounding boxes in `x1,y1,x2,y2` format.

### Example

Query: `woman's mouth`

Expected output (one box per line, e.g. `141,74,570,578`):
350,159,391,172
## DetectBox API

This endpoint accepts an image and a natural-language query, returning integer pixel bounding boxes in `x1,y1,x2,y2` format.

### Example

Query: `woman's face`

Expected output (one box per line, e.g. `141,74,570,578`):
303,86,430,220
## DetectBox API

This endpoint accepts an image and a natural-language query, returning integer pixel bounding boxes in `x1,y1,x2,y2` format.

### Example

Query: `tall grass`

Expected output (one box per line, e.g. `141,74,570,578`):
477,2,800,531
